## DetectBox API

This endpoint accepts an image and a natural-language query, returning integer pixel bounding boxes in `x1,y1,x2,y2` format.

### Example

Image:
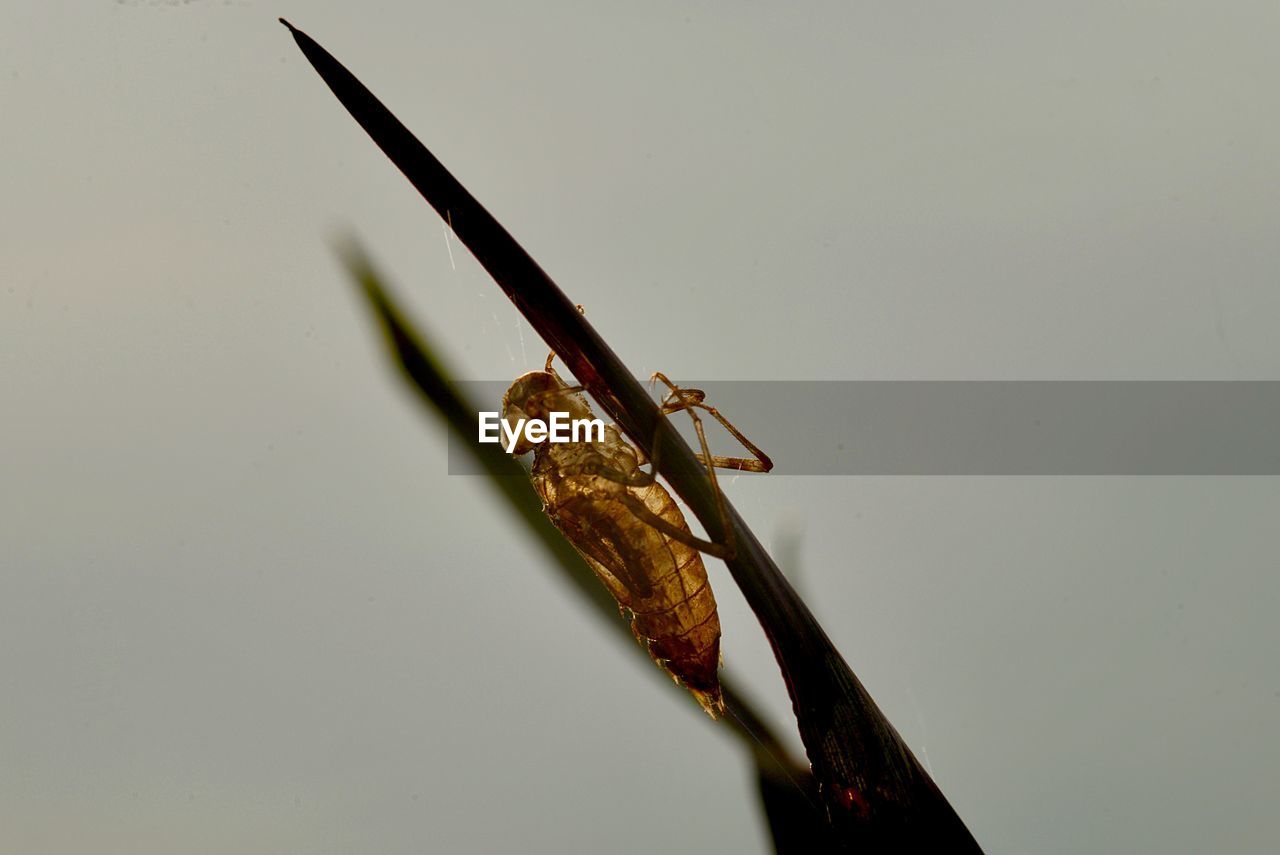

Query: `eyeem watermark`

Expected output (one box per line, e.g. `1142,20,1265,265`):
478,411,606,453
454,381,1280,475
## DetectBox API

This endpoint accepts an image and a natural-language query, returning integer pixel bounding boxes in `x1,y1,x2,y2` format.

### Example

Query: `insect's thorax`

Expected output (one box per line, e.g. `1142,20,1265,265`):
532,424,639,488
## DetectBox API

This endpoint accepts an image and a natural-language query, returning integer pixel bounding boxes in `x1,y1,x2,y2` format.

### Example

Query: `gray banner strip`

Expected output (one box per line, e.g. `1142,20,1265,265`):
447,381,1280,475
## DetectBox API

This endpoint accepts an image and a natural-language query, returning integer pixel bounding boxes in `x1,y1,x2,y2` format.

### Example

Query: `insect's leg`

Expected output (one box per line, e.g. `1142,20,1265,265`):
647,372,775,560
651,372,773,473
612,492,732,560
561,460,654,488
632,444,651,467
642,375,739,559
542,305,586,373
565,435,732,559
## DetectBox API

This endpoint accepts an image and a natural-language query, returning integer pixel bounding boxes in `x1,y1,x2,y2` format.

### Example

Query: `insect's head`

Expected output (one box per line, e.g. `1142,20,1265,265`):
500,371,595,455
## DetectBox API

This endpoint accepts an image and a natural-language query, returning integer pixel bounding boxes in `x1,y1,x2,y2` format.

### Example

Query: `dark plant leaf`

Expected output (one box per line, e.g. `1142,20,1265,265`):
756,766,844,854
286,21,982,850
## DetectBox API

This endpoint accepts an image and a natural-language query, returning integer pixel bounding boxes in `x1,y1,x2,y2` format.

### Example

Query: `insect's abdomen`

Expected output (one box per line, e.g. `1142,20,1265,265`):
616,480,723,716
536,467,724,718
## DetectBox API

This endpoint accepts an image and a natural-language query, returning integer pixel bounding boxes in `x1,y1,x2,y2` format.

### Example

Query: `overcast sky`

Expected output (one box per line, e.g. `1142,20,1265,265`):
3,3,1278,853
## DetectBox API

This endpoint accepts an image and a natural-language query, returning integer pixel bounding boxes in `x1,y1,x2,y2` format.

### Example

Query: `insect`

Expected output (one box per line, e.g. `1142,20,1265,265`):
501,355,772,718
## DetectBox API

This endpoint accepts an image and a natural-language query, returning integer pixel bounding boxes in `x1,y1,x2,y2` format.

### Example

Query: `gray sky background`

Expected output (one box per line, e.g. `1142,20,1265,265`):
3,2,1278,853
